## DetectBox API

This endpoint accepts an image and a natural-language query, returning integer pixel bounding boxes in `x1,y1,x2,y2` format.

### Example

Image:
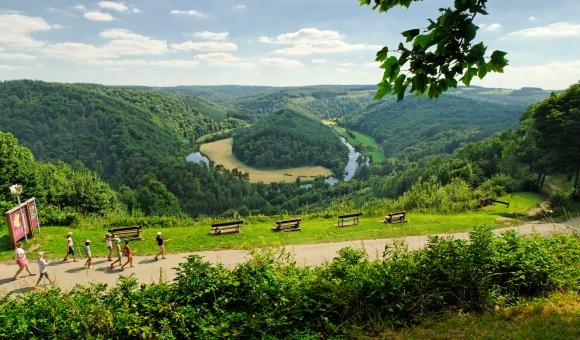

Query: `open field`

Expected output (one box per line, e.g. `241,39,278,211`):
0,212,513,261
333,126,386,163
0,192,552,262
199,138,332,183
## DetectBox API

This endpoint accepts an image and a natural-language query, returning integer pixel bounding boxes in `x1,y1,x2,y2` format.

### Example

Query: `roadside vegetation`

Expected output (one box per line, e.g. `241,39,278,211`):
0,226,577,338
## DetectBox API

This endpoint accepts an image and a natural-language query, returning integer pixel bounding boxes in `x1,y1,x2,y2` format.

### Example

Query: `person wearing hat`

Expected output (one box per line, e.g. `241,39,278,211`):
63,232,77,262
35,252,54,288
110,238,123,269
154,231,166,261
84,239,93,269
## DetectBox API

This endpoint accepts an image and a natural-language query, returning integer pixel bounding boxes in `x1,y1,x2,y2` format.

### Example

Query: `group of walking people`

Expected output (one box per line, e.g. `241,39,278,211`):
12,231,167,289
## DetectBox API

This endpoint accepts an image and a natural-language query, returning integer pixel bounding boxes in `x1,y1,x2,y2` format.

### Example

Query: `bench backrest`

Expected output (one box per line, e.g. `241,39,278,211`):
338,213,362,219
108,226,141,233
276,218,301,224
212,220,243,228
388,211,406,216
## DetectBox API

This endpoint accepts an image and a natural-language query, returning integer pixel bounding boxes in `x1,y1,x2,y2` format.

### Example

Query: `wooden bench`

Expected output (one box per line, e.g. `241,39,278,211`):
272,218,301,232
480,197,510,208
337,213,362,227
210,220,242,235
108,226,143,241
384,211,407,224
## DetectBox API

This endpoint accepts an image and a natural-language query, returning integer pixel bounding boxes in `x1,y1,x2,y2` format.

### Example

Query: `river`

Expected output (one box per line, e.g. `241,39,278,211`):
186,137,365,185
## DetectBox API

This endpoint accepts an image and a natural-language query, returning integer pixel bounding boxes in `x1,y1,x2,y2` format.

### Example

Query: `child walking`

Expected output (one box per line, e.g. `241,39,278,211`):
104,233,113,261
13,241,34,280
110,238,123,269
154,232,166,261
63,232,77,262
120,240,134,270
84,239,93,269
35,252,55,288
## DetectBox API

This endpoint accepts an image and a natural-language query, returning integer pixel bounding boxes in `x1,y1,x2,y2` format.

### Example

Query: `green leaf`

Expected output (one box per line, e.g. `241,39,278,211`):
460,67,478,86
380,56,399,81
374,81,392,99
489,50,508,72
401,28,420,42
375,47,389,62
413,34,432,49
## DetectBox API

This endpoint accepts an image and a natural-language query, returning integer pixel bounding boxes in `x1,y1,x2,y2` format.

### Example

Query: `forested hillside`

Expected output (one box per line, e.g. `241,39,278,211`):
0,80,264,216
227,85,375,121
340,89,549,161
232,109,348,174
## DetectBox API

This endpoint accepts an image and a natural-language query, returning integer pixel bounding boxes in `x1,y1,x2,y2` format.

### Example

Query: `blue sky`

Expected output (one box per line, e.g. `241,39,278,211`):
0,0,578,89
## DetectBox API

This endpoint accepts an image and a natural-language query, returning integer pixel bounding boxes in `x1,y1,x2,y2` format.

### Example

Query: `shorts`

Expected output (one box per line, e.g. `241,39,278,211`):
86,252,92,258
117,252,122,258
16,258,27,266
68,248,75,255
158,245,165,251
39,271,49,279
107,245,113,251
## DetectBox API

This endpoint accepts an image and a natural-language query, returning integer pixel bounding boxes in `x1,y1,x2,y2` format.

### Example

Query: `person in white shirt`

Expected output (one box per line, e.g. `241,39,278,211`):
35,252,55,287
63,231,77,262
12,241,34,280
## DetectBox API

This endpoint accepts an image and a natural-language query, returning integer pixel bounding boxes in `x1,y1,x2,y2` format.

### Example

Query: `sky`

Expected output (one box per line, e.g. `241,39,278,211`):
0,0,579,89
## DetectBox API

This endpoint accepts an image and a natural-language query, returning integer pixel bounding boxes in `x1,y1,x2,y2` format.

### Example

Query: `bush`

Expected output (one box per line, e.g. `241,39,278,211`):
548,192,572,209
0,227,577,338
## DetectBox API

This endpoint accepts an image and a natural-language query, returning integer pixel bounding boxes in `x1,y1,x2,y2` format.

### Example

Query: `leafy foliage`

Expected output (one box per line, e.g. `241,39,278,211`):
360,0,508,100
0,228,577,338
233,109,348,174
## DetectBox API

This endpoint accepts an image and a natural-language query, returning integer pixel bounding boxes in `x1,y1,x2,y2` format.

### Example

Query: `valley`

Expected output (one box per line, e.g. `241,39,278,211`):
199,138,332,183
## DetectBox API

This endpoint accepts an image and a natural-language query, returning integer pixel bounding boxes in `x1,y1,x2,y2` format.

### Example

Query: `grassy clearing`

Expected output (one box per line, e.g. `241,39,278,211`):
199,138,332,183
333,126,385,163
0,211,513,261
480,192,545,217
371,291,580,339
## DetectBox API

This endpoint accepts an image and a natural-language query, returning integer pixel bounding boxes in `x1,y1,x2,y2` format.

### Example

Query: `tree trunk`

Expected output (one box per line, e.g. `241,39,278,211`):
540,173,546,188
573,168,579,190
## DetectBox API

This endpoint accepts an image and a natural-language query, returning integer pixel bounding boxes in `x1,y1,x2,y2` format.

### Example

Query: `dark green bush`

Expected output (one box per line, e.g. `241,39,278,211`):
0,227,577,338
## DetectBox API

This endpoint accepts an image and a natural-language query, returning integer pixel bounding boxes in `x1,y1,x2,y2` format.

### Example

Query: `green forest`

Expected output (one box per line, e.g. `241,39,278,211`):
232,109,348,174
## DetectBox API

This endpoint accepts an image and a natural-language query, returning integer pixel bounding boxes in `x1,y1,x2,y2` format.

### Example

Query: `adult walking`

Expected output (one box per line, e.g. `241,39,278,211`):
154,232,166,261
110,238,123,269
13,241,34,280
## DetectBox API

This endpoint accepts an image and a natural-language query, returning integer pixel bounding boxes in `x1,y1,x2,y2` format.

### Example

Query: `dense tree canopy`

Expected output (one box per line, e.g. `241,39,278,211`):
233,109,348,174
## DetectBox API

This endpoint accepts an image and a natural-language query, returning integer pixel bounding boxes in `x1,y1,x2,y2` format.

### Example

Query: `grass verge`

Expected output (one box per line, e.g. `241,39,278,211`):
368,291,580,339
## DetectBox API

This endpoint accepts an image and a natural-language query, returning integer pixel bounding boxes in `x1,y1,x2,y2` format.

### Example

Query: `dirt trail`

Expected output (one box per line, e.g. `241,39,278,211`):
1,221,577,295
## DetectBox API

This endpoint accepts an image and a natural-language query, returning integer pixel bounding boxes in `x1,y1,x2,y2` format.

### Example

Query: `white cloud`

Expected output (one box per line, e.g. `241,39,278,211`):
0,52,37,60
234,4,247,10
261,57,303,68
84,11,115,21
44,42,115,62
100,29,169,55
44,29,169,64
311,58,327,64
339,62,356,67
479,23,502,32
171,41,237,52
0,13,51,48
506,22,580,38
195,52,240,65
476,59,580,89
170,10,205,18
151,59,200,68
98,1,128,12
72,5,86,12
193,31,229,41
0,64,24,71
529,16,537,21
260,27,379,55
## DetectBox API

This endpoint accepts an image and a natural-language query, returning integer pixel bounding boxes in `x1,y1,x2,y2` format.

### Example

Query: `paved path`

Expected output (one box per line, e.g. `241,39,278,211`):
1,221,577,295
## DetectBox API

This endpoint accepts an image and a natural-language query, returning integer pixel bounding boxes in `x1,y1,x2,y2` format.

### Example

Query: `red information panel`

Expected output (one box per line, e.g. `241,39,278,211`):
4,197,38,246
6,208,29,243
26,199,39,229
